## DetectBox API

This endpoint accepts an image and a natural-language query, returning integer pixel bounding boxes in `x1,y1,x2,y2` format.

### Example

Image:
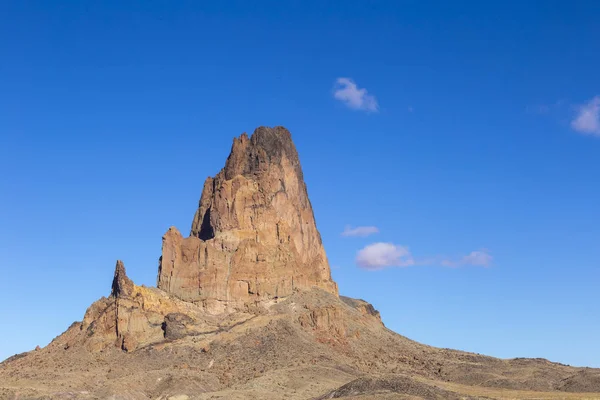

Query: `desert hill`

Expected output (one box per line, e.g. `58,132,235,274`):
2,127,599,400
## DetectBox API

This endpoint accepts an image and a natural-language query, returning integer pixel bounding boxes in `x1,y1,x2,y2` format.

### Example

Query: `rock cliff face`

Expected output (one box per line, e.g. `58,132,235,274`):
157,126,337,313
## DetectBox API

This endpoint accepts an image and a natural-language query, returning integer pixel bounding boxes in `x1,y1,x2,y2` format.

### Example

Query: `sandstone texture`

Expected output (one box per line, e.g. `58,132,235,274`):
157,126,337,313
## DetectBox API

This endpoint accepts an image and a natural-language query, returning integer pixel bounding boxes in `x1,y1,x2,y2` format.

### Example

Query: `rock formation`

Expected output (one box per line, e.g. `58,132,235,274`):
33,127,345,355
76,260,257,353
157,126,337,313
3,126,600,400
81,261,191,352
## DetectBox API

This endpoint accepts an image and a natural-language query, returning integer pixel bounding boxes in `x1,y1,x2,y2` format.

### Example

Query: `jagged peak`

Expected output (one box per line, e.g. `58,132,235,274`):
111,260,133,298
223,126,301,180
250,126,295,157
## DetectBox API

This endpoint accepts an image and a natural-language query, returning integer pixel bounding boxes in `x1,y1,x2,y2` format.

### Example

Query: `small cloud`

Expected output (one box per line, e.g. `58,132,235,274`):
356,242,414,270
440,249,493,268
407,106,414,113
356,243,492,270
571,96,600,135
461,249,493,266
341,225,379,237
333,78,379,112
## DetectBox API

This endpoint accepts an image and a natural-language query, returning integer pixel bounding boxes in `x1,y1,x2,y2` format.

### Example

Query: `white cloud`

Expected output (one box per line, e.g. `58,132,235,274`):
571,96,600,135
356,243,492,270
333,78,379,112
356,243,414,270
341,225,379,237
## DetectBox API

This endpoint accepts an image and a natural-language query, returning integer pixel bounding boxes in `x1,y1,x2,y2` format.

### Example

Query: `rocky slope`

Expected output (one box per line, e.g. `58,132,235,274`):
1,126,600,400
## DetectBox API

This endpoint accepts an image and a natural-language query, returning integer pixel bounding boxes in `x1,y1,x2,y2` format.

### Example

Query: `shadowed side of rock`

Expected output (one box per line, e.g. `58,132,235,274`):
111,260,133,298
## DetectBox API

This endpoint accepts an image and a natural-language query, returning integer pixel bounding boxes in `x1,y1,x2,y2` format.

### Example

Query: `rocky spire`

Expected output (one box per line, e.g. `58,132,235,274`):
111,260,133,298
157,126,337,313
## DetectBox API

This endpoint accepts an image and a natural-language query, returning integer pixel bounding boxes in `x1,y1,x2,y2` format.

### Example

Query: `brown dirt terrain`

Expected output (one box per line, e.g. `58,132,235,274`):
2,288,600,399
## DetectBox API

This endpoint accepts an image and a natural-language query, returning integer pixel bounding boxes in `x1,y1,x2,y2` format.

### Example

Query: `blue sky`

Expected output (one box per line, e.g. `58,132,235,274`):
1,1,599,366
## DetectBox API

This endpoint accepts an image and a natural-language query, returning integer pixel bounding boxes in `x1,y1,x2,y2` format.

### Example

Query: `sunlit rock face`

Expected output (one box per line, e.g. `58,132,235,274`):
157,126,338,313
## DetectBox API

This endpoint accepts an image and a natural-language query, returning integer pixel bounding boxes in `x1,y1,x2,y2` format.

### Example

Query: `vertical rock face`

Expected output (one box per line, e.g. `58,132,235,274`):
157,126,338,313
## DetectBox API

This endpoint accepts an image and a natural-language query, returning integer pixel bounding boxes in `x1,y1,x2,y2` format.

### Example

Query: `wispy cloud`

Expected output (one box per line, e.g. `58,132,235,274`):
356,242,492,270
341,225,379,237
571,96,600,136
333,78,379,112
440,250,493,268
